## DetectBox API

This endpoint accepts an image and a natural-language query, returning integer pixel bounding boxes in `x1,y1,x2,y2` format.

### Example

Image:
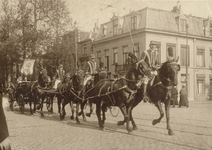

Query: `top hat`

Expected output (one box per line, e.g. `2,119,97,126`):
59,64,63,68
149,41,156,45
90,54,96,59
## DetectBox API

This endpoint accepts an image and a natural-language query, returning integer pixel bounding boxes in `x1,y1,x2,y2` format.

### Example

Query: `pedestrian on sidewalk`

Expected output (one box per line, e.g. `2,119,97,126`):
171,86,178,107
179,85,189,108
0,88,11,150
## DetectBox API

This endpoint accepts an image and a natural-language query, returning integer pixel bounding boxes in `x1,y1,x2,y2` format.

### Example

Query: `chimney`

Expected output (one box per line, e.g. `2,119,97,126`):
172,1,181,13
93,22,99,33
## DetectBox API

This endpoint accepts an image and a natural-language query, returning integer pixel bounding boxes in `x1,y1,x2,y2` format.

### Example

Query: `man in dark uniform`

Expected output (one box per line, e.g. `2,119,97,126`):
0,88,11,150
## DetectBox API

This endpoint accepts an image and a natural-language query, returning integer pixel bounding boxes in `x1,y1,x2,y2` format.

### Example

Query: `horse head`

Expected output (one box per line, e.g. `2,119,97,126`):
159,61,180,86
72,70,84,91
137,60,152,77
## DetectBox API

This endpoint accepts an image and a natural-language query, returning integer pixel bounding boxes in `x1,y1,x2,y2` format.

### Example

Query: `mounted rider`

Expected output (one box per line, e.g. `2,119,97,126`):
136,41,159,102
84,54,97,86
81,54,97,99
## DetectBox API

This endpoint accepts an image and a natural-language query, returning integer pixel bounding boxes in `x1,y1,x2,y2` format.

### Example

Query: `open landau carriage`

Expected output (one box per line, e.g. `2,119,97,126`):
8,59,37,113
8,59,56,113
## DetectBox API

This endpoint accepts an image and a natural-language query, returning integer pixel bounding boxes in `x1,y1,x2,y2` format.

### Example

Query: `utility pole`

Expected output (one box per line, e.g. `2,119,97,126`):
186,23,189,100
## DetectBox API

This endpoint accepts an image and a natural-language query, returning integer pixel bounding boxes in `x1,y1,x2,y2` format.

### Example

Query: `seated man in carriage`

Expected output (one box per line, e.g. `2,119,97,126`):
136,41,160,102
53,64,65,89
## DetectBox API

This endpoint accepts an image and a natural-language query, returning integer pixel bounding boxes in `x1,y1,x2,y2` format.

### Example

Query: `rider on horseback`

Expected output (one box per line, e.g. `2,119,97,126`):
81,54,97,99
136,41,159,102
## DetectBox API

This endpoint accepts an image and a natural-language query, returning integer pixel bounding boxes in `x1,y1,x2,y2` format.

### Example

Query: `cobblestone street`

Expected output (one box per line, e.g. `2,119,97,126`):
2,96,212,150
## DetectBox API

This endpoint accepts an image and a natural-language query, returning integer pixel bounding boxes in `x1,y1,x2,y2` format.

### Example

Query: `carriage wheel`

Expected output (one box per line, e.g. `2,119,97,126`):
8,93,14,111
18,94,25,114
46,97,52,112
110,106,120,117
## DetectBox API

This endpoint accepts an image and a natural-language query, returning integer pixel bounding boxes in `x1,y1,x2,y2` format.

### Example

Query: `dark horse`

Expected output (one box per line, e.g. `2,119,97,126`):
84,61,151,133
59,70,85,123
85,61,180,134
80,71,108,118
116,61,180,135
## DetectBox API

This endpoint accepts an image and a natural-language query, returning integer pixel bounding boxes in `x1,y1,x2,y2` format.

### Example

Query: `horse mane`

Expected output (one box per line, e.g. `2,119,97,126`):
158,61,170,73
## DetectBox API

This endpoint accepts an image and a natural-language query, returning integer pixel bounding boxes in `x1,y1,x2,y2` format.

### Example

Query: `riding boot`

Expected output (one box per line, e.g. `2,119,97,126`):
142,84,149,103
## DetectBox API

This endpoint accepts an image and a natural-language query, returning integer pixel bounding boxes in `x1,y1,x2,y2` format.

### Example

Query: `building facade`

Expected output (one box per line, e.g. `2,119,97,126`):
79,5,212,101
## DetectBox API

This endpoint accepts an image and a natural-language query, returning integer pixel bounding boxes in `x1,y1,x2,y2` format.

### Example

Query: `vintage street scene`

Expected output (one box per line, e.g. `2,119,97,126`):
0,0,212,150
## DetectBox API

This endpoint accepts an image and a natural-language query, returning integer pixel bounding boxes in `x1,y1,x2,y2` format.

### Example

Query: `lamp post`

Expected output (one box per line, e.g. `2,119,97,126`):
186,23,189,99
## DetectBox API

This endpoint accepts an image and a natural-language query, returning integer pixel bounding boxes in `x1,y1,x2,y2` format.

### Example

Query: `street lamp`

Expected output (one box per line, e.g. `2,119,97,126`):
186,23,189,100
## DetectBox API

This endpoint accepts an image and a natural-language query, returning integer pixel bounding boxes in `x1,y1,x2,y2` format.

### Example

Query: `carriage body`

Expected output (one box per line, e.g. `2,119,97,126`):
8,59,38,113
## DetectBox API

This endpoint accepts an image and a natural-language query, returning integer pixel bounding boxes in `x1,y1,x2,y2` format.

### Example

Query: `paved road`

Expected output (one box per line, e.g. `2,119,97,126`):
2,96,212,150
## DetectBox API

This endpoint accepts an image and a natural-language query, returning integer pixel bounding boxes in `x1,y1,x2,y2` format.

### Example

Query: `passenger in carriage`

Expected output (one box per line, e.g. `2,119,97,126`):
136,41,160,102
53,64,65,89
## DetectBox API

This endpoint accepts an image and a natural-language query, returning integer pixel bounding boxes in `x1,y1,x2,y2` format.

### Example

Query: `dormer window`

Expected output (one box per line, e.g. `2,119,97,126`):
113,20,118,36
180,18,187,32
102,25,107,36
210,21,212,36
131,16,137,30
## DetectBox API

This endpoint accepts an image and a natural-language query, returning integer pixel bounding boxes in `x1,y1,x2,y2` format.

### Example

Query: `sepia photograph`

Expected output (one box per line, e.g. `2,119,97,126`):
0,0,212,149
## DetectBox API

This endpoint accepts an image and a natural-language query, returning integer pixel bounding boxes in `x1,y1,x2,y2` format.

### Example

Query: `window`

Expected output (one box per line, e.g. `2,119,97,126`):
97,51,101,68
133,44,139,59
210,21,212,36
210,50,212,68
156,42,161,64
196,49,205,67
113,48,118,64
123,46,128,65
113,20,118,36
210,78,212,94
83,44,87,54
180,45,190,66
196,74,205,96
197,79,204,94
166,44,176,61
131,16,137,30
105,50,109,71
102,25,107,36
180,19,187,32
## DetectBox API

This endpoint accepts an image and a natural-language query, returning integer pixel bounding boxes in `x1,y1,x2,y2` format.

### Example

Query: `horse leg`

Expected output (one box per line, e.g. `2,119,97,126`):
33,97,37,114
75,102,80,124
165,99,174,135
50,94,54,114
130,107,138,130
29,96,33,115
126,105,133,133
60,97,69,120
40,97,45,117
96,101,103,129
86,101,93,117
117,105,127,126
101,103,107,126
57,96,62,113
79,101,87,121
69,101,74,120
152,100,164,125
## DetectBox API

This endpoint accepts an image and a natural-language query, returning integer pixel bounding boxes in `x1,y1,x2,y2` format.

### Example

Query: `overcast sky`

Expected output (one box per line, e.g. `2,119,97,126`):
67,0,212,31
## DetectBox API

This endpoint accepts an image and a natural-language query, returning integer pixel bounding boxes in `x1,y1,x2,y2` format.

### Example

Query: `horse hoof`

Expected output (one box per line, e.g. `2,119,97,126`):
76,121,81,124
128,130,133,134
78,112,82,116
83,117,87,122
41,113,44,118
168,130,174,136
133,126,138,130
152,119,158,125
86,113,91,117
60,115,64,121
70,116,74,120
117,121,125,126
101,127,105,131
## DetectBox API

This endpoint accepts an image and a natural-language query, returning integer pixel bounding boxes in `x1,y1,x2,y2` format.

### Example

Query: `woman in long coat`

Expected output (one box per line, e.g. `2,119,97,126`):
171,86,178,107
0,89,11,150
179,85,189,108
